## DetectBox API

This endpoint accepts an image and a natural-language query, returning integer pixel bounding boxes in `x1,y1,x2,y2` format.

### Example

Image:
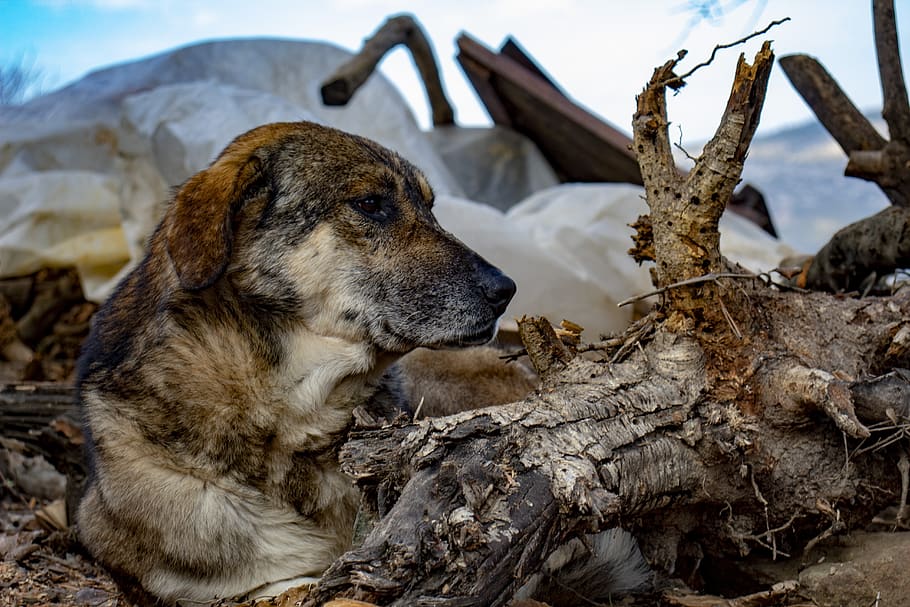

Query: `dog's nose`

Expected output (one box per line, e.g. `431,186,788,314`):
483,273,516,316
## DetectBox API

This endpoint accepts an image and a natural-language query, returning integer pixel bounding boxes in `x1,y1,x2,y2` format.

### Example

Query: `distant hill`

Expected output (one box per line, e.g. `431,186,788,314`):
739,112,889,253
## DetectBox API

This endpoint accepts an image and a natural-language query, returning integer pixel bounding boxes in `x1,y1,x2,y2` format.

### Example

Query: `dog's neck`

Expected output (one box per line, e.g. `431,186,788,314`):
274,328,399,447
282,328,378,413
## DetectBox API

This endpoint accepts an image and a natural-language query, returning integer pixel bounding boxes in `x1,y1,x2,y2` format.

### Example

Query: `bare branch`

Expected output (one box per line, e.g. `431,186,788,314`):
320,14,455,126
617,272,756,307
779,54,887,153
664,18,790,88
874,0,910,142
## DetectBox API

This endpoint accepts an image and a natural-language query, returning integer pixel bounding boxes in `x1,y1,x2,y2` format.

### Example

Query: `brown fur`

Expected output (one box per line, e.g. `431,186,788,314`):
398,347,536,417
77,121,519,604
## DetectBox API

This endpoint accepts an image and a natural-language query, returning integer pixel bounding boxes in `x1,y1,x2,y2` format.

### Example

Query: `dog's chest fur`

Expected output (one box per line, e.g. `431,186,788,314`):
159,320,382,503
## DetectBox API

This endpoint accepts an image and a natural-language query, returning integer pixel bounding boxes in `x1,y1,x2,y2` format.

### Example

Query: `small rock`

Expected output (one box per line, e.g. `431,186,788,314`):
0,449,66,500
75,587,111,606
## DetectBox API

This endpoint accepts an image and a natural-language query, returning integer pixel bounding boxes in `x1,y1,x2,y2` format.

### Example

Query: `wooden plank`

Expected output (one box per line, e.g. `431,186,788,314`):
456,54,513,127
498,37,562,93
456,33,643,185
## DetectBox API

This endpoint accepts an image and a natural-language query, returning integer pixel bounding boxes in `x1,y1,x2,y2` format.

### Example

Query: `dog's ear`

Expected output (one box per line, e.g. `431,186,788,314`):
165,150,266,290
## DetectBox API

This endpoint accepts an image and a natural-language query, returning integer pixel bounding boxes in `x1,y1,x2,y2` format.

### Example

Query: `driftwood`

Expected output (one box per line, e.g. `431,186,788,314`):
781,0,910,293
320,13,455,127
308,37,910,607
780,0,910,207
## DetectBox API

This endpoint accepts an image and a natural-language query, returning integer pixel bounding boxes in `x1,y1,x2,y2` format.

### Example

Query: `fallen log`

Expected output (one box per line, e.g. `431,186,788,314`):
802,205,910,293
309,34,909,607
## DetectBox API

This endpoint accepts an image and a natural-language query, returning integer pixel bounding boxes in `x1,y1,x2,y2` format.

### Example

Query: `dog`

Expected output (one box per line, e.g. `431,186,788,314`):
76,121,522,604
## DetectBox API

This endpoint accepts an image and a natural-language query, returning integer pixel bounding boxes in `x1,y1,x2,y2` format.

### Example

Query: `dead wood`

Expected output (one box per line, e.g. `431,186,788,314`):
781,0,910,207
802,205,910,293
874,0,910,145
632,40,772,321
778,55,887,155
0,382,85,518
309,35,910,606
320,14,455,126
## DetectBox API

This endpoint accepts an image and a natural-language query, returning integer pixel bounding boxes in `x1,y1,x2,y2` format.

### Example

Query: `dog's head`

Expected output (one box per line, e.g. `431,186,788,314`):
162,121,515,353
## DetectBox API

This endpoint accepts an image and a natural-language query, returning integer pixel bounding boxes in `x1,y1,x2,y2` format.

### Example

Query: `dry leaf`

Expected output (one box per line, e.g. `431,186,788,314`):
35,499,67,531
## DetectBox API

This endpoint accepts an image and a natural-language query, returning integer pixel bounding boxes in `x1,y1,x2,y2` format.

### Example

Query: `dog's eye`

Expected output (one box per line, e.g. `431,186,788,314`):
357,197,380,214
353,196,389,220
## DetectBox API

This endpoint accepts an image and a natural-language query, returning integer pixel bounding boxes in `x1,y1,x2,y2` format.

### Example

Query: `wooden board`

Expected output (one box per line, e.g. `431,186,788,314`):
456,33,643,185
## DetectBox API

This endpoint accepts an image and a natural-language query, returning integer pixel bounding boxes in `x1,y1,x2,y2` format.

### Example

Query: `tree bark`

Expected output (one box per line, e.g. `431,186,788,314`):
308,40,910,607
803,205,910,293
320,14,455,127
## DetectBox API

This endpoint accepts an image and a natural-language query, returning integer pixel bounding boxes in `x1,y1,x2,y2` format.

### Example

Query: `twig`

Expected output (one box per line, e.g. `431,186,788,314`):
803,498,844,557
675,124,698,162
664,17,791,87
803,516,844,557
750,467,777,558
729,512,798,558
853,425,910,455
897,450,909,527
610,315,657,364
498,349,527,363
716,290,743,339
617,272,756,307
578,338,624,354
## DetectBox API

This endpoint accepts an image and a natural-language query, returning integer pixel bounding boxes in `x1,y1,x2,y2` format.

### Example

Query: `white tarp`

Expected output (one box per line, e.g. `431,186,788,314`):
0,38,794,336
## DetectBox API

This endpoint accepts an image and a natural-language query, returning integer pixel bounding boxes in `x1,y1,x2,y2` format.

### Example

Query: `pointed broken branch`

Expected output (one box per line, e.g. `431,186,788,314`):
633,41,774,321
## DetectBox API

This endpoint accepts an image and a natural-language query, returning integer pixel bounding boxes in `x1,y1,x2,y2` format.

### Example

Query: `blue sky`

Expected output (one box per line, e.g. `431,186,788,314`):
1,0,908,144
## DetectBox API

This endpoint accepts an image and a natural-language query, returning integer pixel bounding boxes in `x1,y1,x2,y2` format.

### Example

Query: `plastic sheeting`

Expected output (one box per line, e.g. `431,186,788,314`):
426,126,559,210
0,38,794,336
436,184,794,335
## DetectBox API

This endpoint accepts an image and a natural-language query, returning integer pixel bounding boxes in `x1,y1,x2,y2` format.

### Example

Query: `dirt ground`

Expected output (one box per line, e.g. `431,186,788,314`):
0,497,125,607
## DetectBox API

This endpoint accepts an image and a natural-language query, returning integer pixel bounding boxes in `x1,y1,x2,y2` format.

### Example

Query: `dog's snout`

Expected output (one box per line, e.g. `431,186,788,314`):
483,272,516,316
